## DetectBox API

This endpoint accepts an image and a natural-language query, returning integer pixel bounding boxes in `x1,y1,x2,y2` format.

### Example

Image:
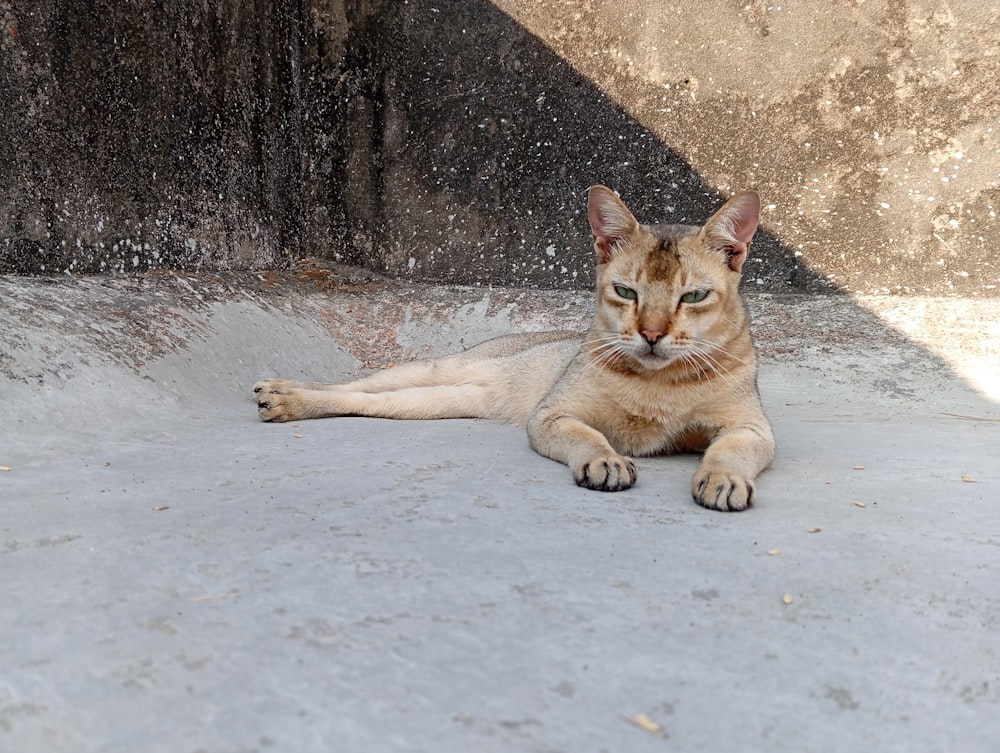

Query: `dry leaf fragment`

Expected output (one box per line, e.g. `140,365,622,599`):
623,713,666,738
961,474,976,483
782,594,794,605
0,466,11,472
767,548,781,556
192,590,238,603
936,412,1000,423
808,527,822,533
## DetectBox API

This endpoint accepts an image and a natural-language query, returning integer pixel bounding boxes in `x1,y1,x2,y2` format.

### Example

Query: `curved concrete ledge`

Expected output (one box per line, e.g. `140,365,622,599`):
2,273,999,751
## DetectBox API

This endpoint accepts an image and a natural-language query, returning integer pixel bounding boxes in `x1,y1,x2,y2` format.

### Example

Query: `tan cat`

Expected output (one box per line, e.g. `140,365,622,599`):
255,186,775,511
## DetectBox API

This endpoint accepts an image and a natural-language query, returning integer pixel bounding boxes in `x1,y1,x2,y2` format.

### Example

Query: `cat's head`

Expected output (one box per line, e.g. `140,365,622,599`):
586,185,760,373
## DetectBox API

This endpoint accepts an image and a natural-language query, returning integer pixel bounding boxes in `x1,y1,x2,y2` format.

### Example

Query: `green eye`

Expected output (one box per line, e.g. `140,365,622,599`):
680,289,710,304
614,285,638,300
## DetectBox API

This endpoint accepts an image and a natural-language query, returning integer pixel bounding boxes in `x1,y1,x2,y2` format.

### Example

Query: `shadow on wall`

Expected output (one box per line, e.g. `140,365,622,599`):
0,0,305,274
329,0,832,293
3,0,994,299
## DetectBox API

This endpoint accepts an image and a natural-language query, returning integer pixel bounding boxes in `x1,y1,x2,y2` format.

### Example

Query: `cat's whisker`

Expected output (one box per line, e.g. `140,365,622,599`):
591,346,627,369
586,336,621,349
585,335,621,351
585,337,630,371
684,343,739,384
690,337,754,368
677,349,714,378
680,353,714,380
688,342,732,373
586,338,621,356
585,333,625,351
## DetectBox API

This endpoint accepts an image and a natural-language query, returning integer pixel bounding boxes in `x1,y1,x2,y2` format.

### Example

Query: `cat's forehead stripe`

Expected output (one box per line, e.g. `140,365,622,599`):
644,236,682,281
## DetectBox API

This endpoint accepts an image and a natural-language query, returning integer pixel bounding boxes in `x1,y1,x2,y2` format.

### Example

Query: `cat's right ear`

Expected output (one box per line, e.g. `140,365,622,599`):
588,185,639,264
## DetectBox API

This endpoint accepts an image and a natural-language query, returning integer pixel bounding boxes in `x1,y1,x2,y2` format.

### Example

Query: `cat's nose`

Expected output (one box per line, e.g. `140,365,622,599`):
640,329,664,345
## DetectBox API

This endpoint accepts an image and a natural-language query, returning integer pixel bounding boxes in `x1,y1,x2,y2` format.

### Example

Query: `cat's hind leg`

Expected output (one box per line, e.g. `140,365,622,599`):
253,352,485,398
255,355,503,422
256,383,494,422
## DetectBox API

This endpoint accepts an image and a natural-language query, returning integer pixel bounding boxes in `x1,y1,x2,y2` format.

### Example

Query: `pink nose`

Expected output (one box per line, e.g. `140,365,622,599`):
641,329,664,344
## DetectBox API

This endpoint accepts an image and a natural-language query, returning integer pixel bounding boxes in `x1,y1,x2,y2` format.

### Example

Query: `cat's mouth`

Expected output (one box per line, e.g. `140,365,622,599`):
633,344,686,368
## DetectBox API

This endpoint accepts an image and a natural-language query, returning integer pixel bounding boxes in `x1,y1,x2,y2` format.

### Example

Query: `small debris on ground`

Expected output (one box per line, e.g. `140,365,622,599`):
622,713,667,738
192,591,238,603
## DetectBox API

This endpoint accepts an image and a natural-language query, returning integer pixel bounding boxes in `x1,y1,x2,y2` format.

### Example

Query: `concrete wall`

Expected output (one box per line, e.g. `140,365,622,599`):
2,1,999,296
1,0,334,273
491,0,1000,296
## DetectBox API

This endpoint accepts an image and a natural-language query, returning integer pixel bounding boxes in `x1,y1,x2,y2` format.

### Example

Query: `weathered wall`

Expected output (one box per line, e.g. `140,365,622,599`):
337,0,1000,295
501,0,1000,296
0,0,336,273
332,0,820,291
2,0,999,296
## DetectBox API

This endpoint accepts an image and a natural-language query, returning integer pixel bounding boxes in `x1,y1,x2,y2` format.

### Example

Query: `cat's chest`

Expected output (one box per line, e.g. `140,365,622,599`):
603,378,710,454
614,376,705,422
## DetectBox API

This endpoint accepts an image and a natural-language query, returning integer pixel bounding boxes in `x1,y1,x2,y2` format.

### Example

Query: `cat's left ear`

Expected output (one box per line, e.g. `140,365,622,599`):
699,190,761,272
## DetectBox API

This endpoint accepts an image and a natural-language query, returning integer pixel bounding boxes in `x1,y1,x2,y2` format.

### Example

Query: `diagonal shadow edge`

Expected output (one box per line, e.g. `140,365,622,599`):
325,0,998,404
330,0,830,293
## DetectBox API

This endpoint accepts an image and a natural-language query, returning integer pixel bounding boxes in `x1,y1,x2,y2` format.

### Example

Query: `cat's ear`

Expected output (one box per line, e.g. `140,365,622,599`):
699,190,761,272
588,185,639,264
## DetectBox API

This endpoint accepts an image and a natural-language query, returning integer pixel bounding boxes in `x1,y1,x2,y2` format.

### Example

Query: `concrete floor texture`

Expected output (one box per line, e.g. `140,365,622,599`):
2,273,999,752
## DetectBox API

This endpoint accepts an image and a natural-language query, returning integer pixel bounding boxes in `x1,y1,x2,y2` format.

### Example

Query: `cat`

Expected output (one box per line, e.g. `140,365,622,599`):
254,186,775,511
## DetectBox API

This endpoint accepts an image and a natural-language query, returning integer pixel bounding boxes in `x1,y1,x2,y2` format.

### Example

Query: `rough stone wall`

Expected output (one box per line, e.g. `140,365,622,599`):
2,0,999,297
331,0,822,292
0,0,327,274
336,0,1000,295
493,0,1000,296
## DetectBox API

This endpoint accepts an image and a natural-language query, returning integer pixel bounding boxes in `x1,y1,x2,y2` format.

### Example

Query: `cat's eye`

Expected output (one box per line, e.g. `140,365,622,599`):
614,285,638,300
680,289,710,304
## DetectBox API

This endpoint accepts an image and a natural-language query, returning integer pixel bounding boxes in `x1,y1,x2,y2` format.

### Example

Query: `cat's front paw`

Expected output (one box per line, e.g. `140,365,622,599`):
691,467,755,511
254,381,301,423
574,454,637,492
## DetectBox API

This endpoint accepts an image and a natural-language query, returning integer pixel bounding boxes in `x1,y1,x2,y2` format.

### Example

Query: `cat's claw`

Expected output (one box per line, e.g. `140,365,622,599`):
574,455,638,492
691,469,755,511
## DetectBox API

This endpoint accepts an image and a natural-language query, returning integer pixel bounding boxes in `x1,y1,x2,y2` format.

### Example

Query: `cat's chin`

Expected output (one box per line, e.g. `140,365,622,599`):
630,350,685,371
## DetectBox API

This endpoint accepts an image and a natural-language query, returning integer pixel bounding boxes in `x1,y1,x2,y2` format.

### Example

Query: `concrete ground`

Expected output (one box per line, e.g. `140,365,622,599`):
2,271,999,753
